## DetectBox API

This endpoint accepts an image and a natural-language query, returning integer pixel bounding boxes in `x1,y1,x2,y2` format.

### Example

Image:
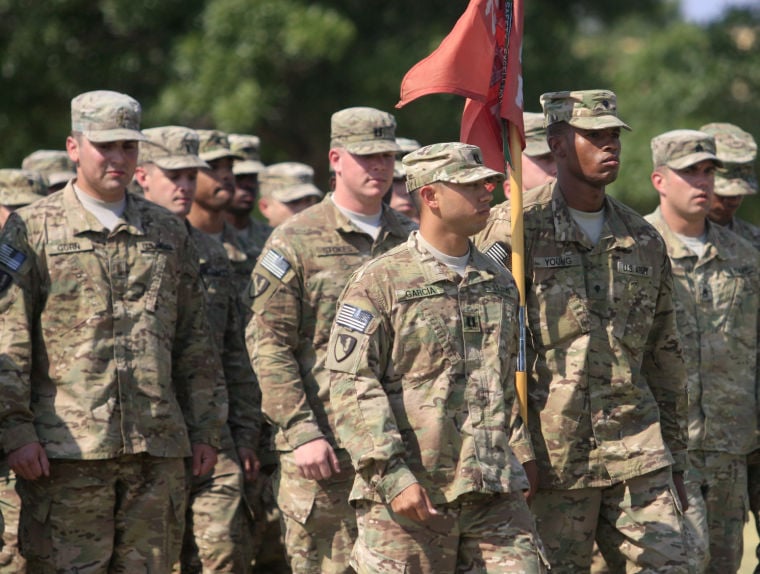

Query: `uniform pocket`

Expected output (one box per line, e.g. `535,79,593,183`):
351,536,407,574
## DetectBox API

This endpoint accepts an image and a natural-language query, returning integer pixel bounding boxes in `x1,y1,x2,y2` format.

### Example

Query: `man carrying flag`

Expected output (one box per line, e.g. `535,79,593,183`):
475,90,690,572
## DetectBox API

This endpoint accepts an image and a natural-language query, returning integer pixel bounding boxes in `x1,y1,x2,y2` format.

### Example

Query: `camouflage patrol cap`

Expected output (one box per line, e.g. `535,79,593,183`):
403,142,504,193
330,107,401,155
699,123,757,196
71,90,146,142
196,129,245,163
523,111,551,157
21,150,76,187
0,169,47,207
259,162,324,203
394,137,422,180
540,89,631,131
139,126,208,170
229,133,266,175
712,163,758,196
651,129,722,170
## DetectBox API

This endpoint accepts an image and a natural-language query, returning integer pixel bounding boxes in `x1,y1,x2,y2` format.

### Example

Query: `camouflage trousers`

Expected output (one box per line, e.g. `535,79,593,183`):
0,459,25,573
275,450,357,574
531,467,689,573
17,454,185,573
247,462,290,573
683,450,748,574
747,448,760,574
351,491,548,574
179,447,254,573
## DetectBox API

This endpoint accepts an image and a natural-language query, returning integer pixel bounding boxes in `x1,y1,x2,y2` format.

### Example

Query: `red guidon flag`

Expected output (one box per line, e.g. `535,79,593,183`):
397,0,525,172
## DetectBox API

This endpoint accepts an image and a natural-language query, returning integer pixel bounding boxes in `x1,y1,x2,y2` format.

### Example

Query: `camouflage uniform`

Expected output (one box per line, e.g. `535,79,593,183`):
0,91,223,572
475,90,689,573
21,150,76,193
647,129,760,574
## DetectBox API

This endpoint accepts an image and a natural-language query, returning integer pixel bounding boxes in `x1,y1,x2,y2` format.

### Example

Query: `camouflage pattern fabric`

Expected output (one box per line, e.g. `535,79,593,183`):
17,455,185,573
70,90,146,142
650,129,721,170
403,142,504,193
235,217,272,268
727,216,760,251
532,467,688,572
539,89,631,131
352,493,546,574
21,150,76,189
329,107,401,155
474,182,688,491
221,221,256,299
0,460,24,573
326,231,546,572
248,465,290,574
245,194,415,572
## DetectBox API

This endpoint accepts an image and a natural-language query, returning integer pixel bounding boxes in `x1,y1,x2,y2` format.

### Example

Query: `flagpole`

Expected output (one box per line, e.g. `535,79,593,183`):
508,122,528,423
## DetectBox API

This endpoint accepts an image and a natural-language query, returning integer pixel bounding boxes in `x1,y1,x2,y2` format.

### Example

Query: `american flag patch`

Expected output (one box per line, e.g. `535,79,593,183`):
0,243,26,272
336,304,374,333
484,242,509,268
260,249,291,279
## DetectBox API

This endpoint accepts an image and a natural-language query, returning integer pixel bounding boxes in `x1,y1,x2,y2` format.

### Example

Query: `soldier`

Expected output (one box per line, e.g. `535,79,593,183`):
0,169,47,228
245,106,417,573
190,130,255,296
386,137,421,223
257,162,323,228
20,150,76,194
521,111,557,191
226,134,272,261
327,142,547,573
475,89,690,572
646,129,760,574
0,90,222,572
135,126,261,573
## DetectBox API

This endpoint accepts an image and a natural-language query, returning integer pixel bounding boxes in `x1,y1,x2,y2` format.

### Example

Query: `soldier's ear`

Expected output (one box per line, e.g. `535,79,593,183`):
418,184,439,210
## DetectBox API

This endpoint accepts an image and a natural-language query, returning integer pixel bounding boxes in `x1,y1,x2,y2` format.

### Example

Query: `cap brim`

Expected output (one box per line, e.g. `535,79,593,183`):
233,159,266,175
1,191,45,207
569,116,632,131
440,165,505,185
267,184,324,203
342,140,401,155
666,153,723,170
84,128,147,142
524,140,551,157
199,150,245,162
715,175,758,196
46,171,75,187
153,156,209,170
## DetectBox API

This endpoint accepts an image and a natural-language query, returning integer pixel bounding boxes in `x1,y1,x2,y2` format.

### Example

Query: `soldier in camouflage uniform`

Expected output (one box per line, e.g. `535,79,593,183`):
521,111,557,192
0,90,222,572
327,142,547,573
475,89,690,573
646,129,760,574
226,134,272,262
21,150,76,194
257,162,323,228
135,126,262,573
0,168,46,573
245,106,417,573
386,137,421,223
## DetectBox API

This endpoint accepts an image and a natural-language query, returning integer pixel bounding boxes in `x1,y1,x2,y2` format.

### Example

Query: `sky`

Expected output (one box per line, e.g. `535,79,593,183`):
681,0,758,22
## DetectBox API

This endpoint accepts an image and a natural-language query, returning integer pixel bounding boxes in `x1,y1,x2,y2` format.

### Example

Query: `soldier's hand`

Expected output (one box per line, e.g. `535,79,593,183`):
293,438,341,481
192,443,218,477
8,442,50,480
673,471,689,512
238,446,260,482
522,460,539,505
390,483,439,523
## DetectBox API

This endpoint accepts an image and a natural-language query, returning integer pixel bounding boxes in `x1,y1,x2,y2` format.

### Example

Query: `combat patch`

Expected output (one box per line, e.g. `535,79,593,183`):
0,243,26,271
396,285,445,302
533,253,581,268
616,261,651,277
335,303,374,333
260,249,291,280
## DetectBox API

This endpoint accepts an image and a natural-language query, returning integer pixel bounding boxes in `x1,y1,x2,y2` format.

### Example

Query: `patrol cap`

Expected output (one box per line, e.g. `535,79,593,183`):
403,142,504,193
139,126,208,170
713,163,758,197
700,122,757,164
0,169,47,208
229,133,266,175
651,129,722,170
523,111,550,157
70,90,147,142
21,150,76,188
540,89,631,131
259,162,324,203
394,137,421,179
330,107,401,155
196,129,245,163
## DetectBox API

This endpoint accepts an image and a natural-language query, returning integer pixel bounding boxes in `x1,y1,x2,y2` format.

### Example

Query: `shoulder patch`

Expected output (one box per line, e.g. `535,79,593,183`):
335,303,374,333
0,243,26,272
260,249,291,280
250,272,271,298
333,334,358,363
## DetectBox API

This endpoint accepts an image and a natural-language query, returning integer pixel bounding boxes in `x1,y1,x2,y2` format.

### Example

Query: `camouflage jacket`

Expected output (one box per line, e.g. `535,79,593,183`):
221,221,255,299
327,231,532,505
0,182,223,459
474,182,688,489
646,208,760,455
235,216,272,264
245,194,416,452
190,225,261,451
727,216,760,252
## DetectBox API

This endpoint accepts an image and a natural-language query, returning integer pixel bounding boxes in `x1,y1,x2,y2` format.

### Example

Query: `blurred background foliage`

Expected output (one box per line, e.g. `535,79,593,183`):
0,0,758,219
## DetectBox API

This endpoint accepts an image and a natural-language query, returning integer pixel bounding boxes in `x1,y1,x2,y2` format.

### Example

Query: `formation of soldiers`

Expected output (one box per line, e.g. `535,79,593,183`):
0,86,757,574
